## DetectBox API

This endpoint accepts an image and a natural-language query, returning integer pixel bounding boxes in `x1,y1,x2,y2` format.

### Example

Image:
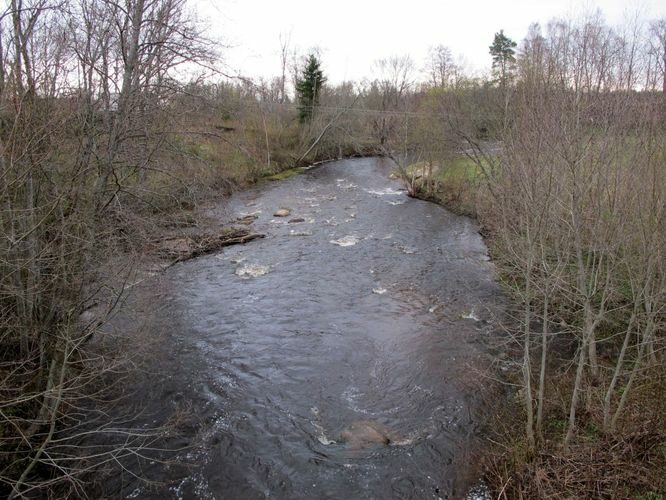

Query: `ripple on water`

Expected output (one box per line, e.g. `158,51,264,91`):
342,386,369,414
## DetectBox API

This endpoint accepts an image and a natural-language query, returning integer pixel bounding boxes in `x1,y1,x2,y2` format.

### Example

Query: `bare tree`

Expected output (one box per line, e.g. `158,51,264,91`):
425,44,458,88
648,18,666,95
0,0,216,495
367,55,414,147
475,14,666,455
278,31,291,103
78,0,216,209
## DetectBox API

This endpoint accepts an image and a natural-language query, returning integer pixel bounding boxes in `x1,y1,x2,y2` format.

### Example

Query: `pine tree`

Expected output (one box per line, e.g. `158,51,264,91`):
489,30,517,86
296,54,326,123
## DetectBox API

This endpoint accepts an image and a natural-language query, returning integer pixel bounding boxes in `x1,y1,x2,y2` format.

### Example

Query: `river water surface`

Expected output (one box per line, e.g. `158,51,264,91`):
110,157,501,499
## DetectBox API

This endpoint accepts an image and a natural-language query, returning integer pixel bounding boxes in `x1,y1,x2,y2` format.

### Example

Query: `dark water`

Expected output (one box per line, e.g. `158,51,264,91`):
111,158,500,499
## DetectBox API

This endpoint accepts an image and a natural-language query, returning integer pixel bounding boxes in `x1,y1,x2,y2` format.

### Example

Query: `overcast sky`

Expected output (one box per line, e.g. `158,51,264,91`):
195,0,666,83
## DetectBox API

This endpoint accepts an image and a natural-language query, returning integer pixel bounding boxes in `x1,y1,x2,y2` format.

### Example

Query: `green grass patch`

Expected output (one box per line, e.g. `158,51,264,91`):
437,156,482,181
403,156,492,218
406,156,486,182
262,166,306,181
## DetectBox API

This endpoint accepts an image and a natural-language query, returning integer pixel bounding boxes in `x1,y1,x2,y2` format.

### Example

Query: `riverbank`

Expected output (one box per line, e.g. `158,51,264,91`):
87,140,380,301
402,156,485,219
404,157,666,499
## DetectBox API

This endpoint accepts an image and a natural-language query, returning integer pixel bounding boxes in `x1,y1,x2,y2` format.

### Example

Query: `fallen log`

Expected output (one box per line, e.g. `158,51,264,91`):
157,228,265,264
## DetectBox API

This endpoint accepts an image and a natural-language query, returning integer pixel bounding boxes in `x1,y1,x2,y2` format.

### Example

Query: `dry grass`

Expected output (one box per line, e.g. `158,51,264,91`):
483,365,666,499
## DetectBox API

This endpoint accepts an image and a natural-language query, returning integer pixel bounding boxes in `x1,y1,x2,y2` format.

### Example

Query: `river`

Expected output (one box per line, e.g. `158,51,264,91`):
106,157,501,499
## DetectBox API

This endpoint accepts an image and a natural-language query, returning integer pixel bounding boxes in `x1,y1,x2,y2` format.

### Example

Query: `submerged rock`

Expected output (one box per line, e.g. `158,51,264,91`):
337,420,405,449
273,208,291,217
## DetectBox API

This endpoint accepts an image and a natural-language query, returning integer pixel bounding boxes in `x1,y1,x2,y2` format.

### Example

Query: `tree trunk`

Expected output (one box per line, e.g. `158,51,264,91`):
536,295,548,440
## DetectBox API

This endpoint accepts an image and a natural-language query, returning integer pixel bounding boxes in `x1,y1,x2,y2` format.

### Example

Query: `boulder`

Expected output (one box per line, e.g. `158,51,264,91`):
338,420,394,449
273,208,291,217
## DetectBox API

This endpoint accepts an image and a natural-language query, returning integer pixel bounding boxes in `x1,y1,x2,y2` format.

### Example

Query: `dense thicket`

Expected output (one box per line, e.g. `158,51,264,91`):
477,18,666,498
0,0,215,495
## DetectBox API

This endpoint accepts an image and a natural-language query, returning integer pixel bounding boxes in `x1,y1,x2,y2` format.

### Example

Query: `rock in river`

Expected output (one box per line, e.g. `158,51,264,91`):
274,208,291,217
338,421,400,449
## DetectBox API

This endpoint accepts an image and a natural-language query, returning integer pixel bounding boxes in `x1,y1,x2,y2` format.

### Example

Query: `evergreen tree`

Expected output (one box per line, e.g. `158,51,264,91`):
489,30,517,86
296,54,326,123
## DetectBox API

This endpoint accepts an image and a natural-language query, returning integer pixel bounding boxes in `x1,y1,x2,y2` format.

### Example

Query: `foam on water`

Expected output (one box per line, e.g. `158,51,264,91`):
342,385,370,414
365,187,405,196
313,422,336,445
398,245,417,254
330,235,359,247
465,482,492,500
309,407,336,445
462,309,481,321
235,263,270,278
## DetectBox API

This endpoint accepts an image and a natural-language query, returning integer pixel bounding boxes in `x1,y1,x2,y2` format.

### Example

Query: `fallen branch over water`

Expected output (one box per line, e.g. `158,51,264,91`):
156,228,265,263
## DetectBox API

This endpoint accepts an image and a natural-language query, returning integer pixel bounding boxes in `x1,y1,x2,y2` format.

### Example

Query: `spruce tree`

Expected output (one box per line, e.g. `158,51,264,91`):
296,54,326,123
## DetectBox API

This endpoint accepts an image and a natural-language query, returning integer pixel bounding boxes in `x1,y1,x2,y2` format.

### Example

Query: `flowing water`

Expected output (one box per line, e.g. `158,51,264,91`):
109,157,501,499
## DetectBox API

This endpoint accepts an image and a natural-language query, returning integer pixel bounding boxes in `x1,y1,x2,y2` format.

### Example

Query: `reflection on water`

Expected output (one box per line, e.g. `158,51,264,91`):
106,157,501,499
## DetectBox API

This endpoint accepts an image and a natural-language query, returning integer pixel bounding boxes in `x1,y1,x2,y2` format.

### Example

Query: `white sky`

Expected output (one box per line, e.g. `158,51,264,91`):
194,0,666,83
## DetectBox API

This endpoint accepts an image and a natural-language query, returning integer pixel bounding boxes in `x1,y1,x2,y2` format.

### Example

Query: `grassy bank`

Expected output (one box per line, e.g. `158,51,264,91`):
404,148,666,499
405,156,485,218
